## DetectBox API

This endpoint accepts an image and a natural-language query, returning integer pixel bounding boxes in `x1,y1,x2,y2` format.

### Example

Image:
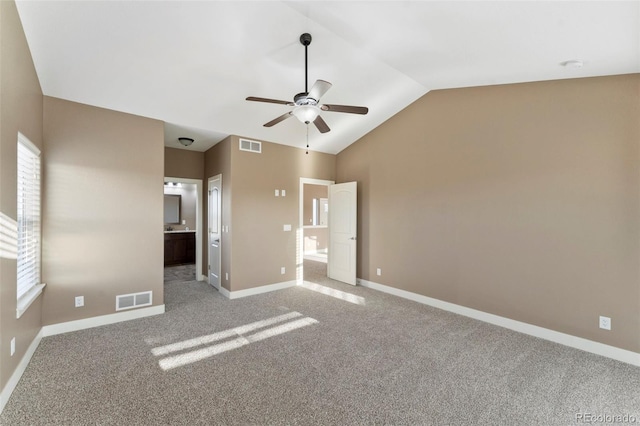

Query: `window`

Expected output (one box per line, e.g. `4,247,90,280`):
16,133,44,317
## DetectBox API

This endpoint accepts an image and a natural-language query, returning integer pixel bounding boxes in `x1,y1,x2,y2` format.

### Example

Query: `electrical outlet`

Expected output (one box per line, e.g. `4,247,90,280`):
281,267,286,275
281,190,286,197
75,296,84,307
376,268,382,276
10,337,15,356
599,316,611,330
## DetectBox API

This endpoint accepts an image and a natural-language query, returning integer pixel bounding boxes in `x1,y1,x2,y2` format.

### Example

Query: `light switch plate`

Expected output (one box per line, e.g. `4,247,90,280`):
283,224,292,231
599,316,611,330
275,189,279,197
10,337,15,356
281,190,286,197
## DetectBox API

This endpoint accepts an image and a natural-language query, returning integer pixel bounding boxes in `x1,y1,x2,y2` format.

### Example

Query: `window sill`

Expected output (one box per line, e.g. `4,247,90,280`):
16,283,46,319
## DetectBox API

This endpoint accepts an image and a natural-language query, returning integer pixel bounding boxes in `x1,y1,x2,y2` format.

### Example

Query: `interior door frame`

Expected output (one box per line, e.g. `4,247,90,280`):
298,177,335,284
208,174,222,290
164,176,204,281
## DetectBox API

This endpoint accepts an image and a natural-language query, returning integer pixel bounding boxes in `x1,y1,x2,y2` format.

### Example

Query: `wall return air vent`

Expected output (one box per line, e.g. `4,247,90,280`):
239,138,261,153
116,291,152,311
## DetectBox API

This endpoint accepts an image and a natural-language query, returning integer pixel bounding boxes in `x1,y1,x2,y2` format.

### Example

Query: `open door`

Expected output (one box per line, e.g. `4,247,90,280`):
328,181,357,285
208,175,221,290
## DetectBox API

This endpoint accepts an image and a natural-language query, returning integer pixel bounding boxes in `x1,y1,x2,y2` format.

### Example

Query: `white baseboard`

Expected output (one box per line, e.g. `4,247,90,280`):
224,280,297,300
219,286,231,298
0,329,43,414
42,304,165,337
358,278,640,367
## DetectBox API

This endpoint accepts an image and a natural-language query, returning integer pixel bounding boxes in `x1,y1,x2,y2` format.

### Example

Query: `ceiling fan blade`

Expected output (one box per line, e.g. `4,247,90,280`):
247,96,294,106
264,112,293,127
313,115,331,134
320,104,369,115
307,80,332,102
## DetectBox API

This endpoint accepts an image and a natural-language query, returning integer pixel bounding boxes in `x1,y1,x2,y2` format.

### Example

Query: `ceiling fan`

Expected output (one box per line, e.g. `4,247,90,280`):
246,33,368,134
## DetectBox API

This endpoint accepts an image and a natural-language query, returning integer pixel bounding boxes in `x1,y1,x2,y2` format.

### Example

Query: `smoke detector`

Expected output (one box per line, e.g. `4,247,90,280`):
561,60,584,69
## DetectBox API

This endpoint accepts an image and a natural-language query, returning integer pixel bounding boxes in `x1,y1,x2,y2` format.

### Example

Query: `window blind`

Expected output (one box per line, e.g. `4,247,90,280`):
17,134,41,300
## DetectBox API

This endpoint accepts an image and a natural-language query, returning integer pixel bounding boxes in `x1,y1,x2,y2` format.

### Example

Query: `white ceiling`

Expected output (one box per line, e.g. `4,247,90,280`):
16,1,640,154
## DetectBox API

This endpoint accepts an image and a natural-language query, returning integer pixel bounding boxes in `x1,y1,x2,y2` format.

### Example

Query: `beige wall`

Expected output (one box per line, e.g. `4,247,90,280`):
230,136,336,291
0,0,44,395
336,74,640,352
42,97,164,325
164,147,204,181
203,137,232,289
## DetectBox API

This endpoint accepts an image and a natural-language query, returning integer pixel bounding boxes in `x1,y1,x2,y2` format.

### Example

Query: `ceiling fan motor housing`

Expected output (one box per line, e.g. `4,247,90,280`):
294,92,318,105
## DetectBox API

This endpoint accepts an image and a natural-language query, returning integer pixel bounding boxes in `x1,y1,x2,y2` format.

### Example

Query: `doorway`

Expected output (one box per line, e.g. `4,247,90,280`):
164,177,203,282
298,178,333,283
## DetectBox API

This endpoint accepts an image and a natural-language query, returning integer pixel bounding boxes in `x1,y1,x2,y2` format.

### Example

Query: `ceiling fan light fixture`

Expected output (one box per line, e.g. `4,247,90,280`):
292,105,320,124
178,137,194,147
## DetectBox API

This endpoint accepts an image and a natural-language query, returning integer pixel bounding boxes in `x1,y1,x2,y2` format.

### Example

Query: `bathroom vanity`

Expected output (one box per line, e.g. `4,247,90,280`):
164,230,196,266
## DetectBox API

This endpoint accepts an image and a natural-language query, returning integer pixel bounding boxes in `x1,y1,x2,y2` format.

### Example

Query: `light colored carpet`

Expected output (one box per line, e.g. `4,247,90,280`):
2,260,639,425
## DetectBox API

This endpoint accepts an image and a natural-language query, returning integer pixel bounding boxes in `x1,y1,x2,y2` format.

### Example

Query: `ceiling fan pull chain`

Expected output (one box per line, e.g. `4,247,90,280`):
306,123,309,154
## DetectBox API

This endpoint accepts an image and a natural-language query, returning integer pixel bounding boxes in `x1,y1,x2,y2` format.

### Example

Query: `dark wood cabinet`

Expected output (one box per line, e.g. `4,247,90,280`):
164,232,196,266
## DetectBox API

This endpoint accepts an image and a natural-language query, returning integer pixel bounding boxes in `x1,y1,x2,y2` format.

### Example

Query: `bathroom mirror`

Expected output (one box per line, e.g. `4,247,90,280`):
164,194,181,224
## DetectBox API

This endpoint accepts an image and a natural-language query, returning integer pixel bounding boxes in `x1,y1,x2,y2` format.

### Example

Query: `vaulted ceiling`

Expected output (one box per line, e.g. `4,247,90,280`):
16,1,640,154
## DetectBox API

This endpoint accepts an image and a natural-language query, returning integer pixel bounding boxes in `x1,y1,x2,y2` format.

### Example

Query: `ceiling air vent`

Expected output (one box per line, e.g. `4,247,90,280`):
239,138,261,153
116,291,153,311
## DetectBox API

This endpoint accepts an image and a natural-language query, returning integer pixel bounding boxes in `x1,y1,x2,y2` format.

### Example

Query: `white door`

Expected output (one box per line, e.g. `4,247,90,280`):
208,175,221,290
328,182,357,285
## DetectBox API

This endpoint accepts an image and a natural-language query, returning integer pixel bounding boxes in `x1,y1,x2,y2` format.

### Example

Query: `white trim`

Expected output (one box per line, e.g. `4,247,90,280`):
42,305,165,337
219,286,231,298
0,329,43,414
16,283,45,318
17,131,40,155
298,178,334,285
358,279,640,367
164,177,204,281
221,280,297,300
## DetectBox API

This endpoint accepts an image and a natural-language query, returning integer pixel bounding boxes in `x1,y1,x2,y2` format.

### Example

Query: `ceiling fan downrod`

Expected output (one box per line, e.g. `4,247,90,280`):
300,33,312,95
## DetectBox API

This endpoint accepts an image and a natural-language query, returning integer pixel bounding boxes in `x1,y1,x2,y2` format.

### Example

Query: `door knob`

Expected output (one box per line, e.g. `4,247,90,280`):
349,237,356,240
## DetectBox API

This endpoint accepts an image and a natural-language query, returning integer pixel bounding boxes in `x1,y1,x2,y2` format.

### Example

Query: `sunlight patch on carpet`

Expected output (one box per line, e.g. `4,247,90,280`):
298,281,365,305
151,311,303,356
152,313,319,371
